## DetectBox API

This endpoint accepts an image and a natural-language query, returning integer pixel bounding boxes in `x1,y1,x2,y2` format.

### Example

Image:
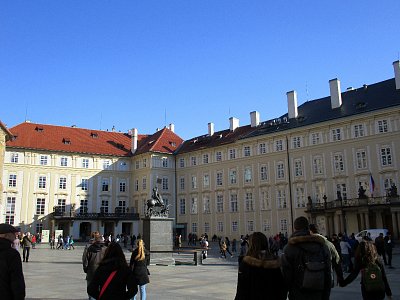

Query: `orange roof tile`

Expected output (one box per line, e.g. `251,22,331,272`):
135,127,184,155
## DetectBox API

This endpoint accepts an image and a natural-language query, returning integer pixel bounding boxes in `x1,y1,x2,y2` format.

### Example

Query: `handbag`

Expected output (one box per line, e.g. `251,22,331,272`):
99,270,117,299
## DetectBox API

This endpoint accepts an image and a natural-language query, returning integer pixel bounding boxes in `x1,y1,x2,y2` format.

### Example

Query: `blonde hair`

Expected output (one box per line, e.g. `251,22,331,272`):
135,239,145,261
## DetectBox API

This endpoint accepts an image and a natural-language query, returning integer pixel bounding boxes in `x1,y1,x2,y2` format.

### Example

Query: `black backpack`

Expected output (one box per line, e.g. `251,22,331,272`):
297,245,327,291
362,262,385,293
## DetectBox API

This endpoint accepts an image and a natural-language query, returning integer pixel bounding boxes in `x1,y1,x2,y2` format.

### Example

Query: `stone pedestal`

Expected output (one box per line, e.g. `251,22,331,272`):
142,217,175,265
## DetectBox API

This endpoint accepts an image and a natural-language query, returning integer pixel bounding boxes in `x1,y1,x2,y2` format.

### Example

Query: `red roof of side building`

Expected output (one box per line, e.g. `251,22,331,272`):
134,127,184,155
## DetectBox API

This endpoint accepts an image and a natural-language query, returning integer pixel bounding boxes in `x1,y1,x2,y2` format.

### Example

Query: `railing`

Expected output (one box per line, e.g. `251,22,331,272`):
306,196,400,212
52,211,140,220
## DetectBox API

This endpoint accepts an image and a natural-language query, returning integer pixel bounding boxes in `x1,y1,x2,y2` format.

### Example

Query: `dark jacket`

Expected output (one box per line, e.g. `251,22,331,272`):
343,258,391,300
129,248,150,285
21,235,32,248
0,238,26,300
235,254,287,300
82,242,107,284
87,257,137,300
281,230,332,300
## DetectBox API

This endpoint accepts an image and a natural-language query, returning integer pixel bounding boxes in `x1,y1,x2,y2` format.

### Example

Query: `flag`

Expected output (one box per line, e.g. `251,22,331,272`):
370,175,375,195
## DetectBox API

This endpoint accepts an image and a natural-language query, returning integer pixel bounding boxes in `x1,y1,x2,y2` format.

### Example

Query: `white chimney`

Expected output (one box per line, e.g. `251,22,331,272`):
229,117,239,131
393,60,400,90
169,123,175,132
131,128,138,154
208,122,214,136
287,90,298,119
329,78,342,109
250,111,260,127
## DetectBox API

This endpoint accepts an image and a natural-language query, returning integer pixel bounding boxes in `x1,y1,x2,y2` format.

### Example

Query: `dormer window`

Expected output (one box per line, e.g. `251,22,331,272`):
170,141,176,147
91,132,98,138
63,138,71,144
35,126,44,132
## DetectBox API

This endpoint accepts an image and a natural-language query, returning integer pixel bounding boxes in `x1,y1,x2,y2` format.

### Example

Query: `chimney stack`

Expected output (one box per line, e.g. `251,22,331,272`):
393,60,400,90
287,90,298,119
329,78,342,109
208,122,214,136
250,111,260,127
229,117,239,131
169,123,175,132
131,128,138,154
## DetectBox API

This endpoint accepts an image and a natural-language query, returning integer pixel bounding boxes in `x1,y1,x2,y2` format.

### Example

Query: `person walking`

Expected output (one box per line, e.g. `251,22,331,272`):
384,232,394,269
339,234,352,273
69,235,75,250
340,240,392,300
235,232,287,300
130,239,150,300
374,233,387,265
0,223,26,300
21,232,33,262
281,216,332,300
88,242,137,300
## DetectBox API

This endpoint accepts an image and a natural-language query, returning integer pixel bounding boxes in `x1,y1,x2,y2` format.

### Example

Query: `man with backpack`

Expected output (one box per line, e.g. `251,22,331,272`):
281,216,332,300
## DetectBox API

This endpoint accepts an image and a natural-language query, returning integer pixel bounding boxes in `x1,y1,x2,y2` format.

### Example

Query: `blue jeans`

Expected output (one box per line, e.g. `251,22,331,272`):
133,284,146,300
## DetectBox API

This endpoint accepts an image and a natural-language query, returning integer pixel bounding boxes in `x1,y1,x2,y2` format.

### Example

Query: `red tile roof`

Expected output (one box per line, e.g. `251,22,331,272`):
134,127,184,155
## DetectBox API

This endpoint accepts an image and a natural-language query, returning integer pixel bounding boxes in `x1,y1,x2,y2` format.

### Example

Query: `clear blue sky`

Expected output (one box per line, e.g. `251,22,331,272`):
1,1,399,139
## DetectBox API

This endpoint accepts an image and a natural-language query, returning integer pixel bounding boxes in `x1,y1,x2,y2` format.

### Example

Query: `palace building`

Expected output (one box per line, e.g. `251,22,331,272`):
2,61,400,240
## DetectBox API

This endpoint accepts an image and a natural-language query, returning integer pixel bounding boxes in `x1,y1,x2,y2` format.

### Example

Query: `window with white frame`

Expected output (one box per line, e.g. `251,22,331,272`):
203,196,211,213
5,197,16,225
277,162,285,179
259,143,267,154
60,157,68,167
142,177,146,190
230,194,238,212
11,153,19,163
102,179,109,192
103,160,111,170
384,178,395,195
191,197,198,214
58,199,66,213
191,175,197,189
229,169,237,184
311,132,321,145
263,219,271,232
280,219,288,232
80,199,88,213
203,174,210,188
8,174,17,187
331,128,342,141
216,195,224,213
179,177,185,190
204,222,210,234
313,156,324,175
162,157,168,168
260,165,268,181
179,198,186,215
82,158,89,168
203,154,209,164
244,167,252,183
292,136,301,148
277,189,286,208
381,146,392,166
191,156,197,166
229,148,236,159
244,146,251,157
38,176,46,189
232,221,238,232
216,171,223,186
356,150,367,169
179,158,185,168
135,161,140,169
333,153,345,172
135,179,139,191
36,223,43,234
81,178,88,191
100,200,109,213
120,180,127,192
354,124,365,138
275,140,283,151
245,192,254,211
162,177,169,190
336,183,347,200
215,151,222,162
260,190,270,210
192,222,198,233
59,177,67,189
247,220,254,232
295,187,306,208
377,120,388,133
143,159,147,168
36,198,46,215
217,221,223,233
294,159,303,177
117,200,126,213
40,155,48,165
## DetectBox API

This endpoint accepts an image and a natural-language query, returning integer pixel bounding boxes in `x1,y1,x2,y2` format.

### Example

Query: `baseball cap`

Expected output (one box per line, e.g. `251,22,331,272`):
0,223,19,234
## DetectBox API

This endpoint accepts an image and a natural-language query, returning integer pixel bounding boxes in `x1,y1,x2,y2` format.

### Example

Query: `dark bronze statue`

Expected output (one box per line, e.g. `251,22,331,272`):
358,185,367,199
146,186,169,217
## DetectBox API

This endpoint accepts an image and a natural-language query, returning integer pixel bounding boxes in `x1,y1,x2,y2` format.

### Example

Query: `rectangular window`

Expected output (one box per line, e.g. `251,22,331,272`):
119,161,128,171
203,196,211,213
142,177,146,190
81,178,88,191
36,224,43,235
232,221,238,232
244,146,251,157
180,177,185,190
135,161,140,169
59,177,67,189
120,180,127,192
11,153,19,163
203,154,209,164
334,154,344,172
192,222,198,233
277,162,285,179
162,157,168,168
103,160,111,170
203,174,210,188
100,200,109,213
313,157,323,175
263,220,271,232
5,197,16,225
294,159,303,177
245,193,254,211
204,222,210,234
36,198,45,215
381,147,392,166
311,133,321,145
292,136,301,148
277,190,286,208
247,220,254,232
117,200,126,213
260,190,270,210
191,176,197,189
230,194,238,212
58,199,66,213
354,124,365,138
280,219,288,232
336,183,347,200
179,198,186,215
217,221,223,233
191,156,197,166
38,176,46,189
216,172,223,186
356,150,367,169
275,140,283,151
8,174,17,187
216,195,224,213
259,143,266,154
377,120,388,133
332,128,342,141
295,187,306,208
40,155,48,165
260,165,268,181
244,167,252,183
143,159,147,168
135,179,139,191
80,199,88,214
102,179,109,192
162,177,169,190
191,197,198,214
229,148,236,159
82,158,89,168
215,151,222,162
179,158,185,168
229,169,237,184
60,157,68,167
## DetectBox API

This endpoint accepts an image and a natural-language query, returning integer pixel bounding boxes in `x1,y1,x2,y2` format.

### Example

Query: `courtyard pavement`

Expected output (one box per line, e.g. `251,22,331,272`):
21,242,399,300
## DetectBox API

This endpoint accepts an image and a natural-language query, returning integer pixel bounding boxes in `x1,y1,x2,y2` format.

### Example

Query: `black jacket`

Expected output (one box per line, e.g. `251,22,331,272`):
129,248,150,285
0,238,26,300
82,242,107,284
281,230,332,300
235,254,288,300
87,257,137,300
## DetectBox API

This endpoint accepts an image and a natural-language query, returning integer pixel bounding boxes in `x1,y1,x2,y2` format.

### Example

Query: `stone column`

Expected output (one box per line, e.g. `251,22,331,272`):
364,213,370,228
392,212,399,239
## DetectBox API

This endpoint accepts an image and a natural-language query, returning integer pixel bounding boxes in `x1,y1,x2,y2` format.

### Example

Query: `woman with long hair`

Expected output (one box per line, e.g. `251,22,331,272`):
235,232,287,300
340,240,392,300
88,242,137,299
130,239,150,300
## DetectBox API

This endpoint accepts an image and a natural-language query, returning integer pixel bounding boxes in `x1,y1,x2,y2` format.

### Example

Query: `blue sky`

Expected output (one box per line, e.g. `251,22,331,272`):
1,1,399,139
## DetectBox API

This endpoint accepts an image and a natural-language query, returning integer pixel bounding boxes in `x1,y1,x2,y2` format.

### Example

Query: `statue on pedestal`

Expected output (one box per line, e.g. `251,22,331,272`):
146,186,169,217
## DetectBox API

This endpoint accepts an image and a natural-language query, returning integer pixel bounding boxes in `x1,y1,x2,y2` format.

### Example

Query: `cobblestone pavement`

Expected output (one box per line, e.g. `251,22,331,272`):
22,242,399,299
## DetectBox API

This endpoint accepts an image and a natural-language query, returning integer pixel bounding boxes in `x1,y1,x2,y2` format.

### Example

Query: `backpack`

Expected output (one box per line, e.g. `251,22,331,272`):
362,262,385,293
297,245,327,291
